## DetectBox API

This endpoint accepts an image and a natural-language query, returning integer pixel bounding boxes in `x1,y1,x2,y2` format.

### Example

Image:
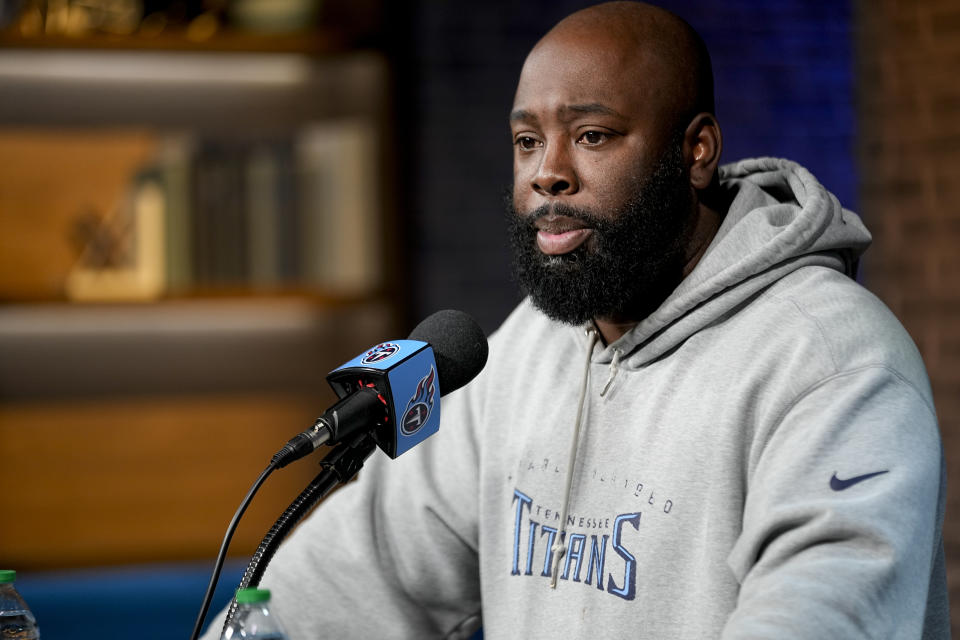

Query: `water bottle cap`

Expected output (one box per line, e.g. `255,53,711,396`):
0,570,15,583
235,587,271,604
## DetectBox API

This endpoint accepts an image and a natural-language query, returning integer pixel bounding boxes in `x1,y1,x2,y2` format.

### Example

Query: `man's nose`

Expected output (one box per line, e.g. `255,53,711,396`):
532,143,578,196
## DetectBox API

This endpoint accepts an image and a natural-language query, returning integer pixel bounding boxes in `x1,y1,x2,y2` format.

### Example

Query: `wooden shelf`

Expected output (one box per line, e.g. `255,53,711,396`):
0,391,336,569
0,46,389,129
0,296,397,401
0,27,354,54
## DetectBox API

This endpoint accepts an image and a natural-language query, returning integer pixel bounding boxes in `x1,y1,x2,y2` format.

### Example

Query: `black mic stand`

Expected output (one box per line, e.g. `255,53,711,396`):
220,434,377,635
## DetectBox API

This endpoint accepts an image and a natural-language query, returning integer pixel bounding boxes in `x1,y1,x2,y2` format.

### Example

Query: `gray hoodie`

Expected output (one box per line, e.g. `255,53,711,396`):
203,158,947,639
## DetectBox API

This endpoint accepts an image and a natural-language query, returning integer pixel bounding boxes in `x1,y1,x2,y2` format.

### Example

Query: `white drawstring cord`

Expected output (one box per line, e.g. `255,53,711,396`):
550,328,600,588
600,348,622,397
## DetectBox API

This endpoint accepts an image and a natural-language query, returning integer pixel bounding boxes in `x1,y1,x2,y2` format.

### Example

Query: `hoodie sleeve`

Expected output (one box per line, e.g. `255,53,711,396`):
721,364,945,639
198,386,484,640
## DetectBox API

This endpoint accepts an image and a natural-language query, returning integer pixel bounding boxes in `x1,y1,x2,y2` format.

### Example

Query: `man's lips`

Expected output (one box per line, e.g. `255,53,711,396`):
537,229,593,255
534,215,594,255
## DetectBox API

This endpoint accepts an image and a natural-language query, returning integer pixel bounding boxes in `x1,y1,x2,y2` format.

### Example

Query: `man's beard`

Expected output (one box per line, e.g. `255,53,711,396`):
507,140,693,327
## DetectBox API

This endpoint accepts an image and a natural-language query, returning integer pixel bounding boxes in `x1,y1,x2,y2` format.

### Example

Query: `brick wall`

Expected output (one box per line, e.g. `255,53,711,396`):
855,0,960,631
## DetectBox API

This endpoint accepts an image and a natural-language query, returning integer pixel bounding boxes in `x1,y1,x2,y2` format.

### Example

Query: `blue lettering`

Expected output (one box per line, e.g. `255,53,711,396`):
607,513,641,601
511,489,532,576
562,533,587,582
525,520,538,576
585,534,608,589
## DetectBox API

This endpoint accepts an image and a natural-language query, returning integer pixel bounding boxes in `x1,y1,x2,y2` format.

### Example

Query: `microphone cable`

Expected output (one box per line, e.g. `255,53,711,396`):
189,460,277,640
219,435,376,635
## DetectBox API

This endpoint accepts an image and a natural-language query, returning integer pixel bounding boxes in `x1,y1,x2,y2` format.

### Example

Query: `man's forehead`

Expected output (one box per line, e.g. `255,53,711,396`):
512,16,693,127
523,28,642,77
512,39,656,120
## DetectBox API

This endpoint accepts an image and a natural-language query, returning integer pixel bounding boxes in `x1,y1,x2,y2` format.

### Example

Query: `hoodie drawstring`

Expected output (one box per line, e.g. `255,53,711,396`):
600,348,621,397
550,328,600,588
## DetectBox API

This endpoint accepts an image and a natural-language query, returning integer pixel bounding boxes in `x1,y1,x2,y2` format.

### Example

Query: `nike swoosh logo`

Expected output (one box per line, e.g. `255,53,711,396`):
830,470,889,491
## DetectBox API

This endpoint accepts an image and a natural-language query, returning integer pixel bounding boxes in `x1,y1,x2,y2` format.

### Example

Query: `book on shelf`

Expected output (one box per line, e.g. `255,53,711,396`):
191,139,249,287
297,119,381,295
246,138,301,289
159,134,193,295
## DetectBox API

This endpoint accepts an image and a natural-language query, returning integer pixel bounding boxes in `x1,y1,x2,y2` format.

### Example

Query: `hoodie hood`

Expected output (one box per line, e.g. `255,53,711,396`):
597,157,872,367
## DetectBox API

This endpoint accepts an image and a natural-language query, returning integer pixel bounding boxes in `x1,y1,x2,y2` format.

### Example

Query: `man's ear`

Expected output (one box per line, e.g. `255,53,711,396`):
683,113,722,190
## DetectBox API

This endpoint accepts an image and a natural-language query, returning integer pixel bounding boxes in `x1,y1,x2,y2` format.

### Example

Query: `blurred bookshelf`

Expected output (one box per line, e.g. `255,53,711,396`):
0,0,403,571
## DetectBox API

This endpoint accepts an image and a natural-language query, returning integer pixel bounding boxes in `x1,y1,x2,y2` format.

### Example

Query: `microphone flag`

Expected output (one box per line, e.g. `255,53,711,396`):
326,339,440,458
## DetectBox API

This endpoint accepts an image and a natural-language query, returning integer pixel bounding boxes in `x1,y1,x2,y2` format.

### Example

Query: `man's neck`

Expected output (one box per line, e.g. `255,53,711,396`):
592,317,638,345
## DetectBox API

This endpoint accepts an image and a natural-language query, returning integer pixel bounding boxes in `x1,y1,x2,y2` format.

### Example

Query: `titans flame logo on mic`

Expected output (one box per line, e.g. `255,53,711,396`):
401,366,436,435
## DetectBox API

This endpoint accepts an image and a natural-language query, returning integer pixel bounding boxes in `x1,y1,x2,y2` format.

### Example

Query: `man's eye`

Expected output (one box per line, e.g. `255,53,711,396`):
578,131,607,145
515,136,539,150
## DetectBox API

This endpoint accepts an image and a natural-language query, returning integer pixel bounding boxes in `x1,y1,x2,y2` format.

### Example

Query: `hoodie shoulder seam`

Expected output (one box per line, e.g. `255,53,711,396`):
765,288,841,373
760,363,938,462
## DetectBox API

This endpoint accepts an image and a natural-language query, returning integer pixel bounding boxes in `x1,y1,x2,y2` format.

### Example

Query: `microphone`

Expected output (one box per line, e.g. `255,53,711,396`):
273,309,488,467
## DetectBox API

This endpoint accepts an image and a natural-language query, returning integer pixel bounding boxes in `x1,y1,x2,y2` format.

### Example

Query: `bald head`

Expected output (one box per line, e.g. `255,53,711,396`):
530,1,714,134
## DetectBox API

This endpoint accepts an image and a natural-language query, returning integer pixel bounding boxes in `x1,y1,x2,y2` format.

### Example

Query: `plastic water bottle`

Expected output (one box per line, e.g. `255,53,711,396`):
0,570,39,640
220,588,289,640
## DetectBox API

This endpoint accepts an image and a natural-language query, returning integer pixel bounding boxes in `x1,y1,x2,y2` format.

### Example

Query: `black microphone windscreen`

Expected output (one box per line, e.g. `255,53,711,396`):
408,310,488,396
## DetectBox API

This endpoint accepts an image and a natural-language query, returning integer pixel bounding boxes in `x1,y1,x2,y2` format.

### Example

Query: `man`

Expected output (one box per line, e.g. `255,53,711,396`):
204,2,947,637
